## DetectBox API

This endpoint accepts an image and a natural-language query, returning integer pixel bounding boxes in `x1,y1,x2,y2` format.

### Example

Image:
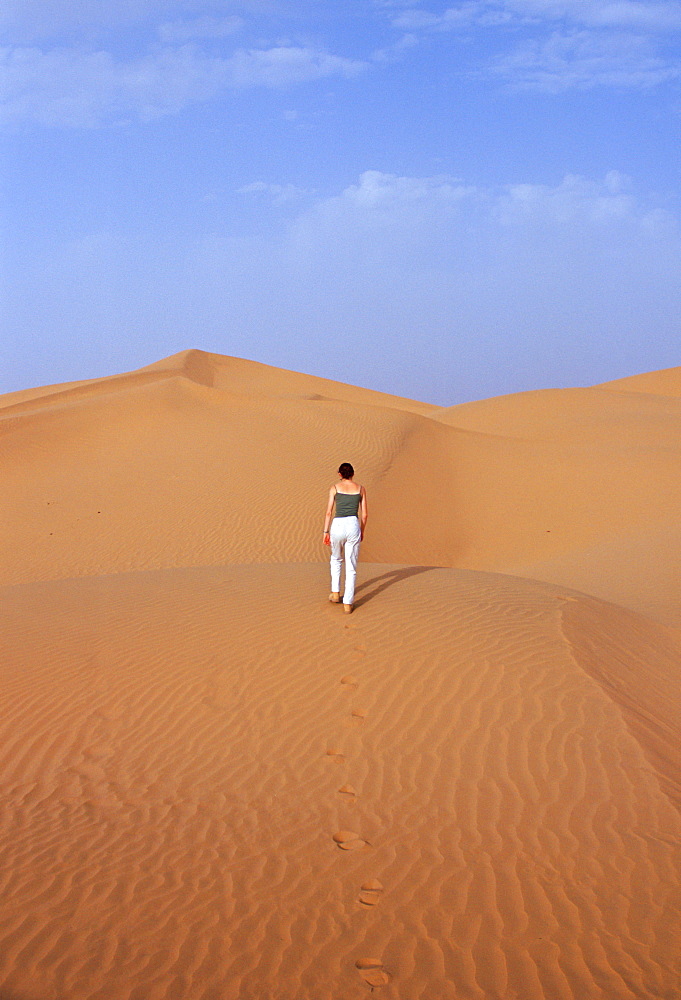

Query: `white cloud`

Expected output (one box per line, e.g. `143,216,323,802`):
294,169,671,242
283,171,476,273
279,168,677,281
293,170,477,239
336,169,474,208
0,43,367,127
494,171,639,224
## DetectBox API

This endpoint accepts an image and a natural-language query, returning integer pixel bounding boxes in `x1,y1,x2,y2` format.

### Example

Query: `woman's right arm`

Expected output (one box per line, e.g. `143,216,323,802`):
359,487,368,540
323,487,335,544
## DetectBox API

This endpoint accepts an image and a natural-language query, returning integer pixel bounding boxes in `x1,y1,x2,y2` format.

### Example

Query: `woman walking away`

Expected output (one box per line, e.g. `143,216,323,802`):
323,463,368,614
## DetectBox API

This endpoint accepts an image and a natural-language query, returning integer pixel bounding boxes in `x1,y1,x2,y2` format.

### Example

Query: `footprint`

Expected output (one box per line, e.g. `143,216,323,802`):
348,707,366,728
355,958,391,987
358,878,384,906
340,675,358,688
82,744,114,760
333,830,369,850
326,747,346,761
338,784,357,799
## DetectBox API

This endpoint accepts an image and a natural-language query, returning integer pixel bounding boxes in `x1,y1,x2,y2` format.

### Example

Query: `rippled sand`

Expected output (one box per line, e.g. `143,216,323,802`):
1,351,679,999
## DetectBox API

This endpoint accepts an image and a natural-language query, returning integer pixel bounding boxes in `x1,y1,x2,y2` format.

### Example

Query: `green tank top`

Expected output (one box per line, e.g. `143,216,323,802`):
334,489,361,518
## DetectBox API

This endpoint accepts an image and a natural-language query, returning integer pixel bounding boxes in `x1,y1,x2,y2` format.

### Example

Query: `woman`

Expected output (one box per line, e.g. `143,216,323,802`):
323,463,367,614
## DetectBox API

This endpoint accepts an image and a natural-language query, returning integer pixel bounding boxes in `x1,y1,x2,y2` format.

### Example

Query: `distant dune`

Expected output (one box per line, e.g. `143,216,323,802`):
1,351,679,999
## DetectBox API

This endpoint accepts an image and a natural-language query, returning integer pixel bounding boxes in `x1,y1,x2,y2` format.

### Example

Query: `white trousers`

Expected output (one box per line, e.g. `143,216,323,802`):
330,516,361,606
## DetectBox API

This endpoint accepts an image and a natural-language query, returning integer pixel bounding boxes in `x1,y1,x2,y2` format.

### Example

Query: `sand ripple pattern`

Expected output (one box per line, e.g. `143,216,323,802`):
0,564,678,999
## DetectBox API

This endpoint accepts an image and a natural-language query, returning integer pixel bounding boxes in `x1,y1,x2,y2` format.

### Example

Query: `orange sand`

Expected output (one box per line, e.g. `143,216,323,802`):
0,350,679,999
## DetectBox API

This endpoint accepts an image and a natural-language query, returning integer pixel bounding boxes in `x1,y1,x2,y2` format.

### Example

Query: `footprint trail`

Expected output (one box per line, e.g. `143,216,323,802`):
329,613,391,990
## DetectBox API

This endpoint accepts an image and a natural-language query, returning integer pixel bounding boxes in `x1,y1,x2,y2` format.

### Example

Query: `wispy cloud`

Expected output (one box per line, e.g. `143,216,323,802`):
493,28,681,89
391,3,505,30
226,46,366,88
0,1,251,44
385,0,681,88
390,1,681,33
238,180,313,202
158,15,245,44
506,1,681,32
371,31,420,63
0,43,367,127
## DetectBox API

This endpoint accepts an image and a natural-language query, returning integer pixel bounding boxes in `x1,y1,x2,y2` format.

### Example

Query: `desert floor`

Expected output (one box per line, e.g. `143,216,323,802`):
1,350,679,999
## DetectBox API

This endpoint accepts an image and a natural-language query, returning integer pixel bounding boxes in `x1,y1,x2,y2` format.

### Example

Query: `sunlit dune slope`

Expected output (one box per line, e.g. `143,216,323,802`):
2,351,680,625
0,564,678,1000
437,375,681,623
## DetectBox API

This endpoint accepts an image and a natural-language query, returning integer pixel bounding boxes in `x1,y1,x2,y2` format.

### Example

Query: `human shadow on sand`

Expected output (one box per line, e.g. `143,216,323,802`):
353,566,437,609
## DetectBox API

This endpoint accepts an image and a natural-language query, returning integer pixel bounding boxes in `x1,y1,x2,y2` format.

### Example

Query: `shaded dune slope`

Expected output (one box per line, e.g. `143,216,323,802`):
0,565,679,1000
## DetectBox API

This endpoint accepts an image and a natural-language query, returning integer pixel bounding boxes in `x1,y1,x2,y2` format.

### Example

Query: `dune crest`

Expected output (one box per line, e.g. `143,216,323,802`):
1,352,679,999
597,365,681,396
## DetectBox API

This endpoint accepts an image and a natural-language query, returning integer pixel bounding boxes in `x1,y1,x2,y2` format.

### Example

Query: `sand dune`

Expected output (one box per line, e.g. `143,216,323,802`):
0,351,679,999
3,350,681,622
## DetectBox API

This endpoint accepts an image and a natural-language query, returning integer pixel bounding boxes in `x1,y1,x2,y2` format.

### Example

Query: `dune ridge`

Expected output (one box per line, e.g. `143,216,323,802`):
560,594,681,808
0,351,679,999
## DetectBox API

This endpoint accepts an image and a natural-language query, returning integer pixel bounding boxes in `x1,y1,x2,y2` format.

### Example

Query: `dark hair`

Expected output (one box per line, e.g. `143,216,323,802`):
338,462,354,479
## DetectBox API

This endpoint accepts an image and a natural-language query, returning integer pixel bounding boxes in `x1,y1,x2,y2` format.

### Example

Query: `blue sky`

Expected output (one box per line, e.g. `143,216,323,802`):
1,0,680,403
